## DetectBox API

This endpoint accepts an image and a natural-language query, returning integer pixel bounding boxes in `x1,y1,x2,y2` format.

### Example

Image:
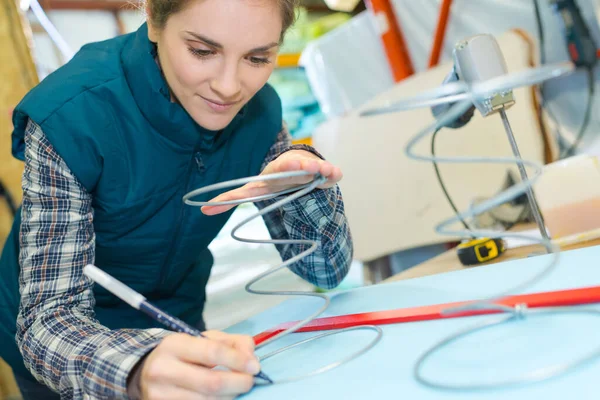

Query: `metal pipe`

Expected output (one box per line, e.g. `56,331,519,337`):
499,108,551,247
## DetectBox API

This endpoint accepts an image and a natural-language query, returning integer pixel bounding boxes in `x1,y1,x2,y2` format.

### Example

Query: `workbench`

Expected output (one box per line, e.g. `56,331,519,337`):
227,244,600,399
385,224,600,283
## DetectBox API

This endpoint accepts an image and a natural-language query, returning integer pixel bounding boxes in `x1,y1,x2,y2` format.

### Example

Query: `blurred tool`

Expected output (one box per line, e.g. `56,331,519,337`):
456,237,506,266
551,0,597,157
534,0,598,157
550,0,598,68
430,34,551,264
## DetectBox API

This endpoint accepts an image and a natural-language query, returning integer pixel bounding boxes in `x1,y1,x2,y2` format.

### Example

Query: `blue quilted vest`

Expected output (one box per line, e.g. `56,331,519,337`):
0,23,282,377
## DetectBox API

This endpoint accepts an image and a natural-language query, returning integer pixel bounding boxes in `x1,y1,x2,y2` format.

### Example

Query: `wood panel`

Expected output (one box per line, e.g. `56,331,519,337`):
0,358,20,400
0,0,38,250
0,1,38,397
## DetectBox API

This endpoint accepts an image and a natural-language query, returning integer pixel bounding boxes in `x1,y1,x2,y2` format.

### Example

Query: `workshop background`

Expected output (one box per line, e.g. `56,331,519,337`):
1,0,599,398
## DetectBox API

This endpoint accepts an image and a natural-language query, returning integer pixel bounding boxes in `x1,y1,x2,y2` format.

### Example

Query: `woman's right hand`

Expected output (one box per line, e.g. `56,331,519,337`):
131,331,261,399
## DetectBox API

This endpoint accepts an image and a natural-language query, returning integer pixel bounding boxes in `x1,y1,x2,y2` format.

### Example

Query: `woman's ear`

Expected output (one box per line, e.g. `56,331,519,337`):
147,21,160,43
146,7,159,43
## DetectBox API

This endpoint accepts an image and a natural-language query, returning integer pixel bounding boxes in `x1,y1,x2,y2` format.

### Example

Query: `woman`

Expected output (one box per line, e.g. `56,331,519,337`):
0,0,353,398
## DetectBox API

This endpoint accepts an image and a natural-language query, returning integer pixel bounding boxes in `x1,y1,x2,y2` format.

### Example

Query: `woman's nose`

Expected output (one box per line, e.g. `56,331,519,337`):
210,63,241,100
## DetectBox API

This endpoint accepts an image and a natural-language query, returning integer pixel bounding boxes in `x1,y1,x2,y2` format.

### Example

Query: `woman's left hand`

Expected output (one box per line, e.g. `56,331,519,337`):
201,150,343,216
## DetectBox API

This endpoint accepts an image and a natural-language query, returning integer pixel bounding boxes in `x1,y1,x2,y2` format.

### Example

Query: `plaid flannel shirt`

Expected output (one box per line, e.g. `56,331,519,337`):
16,119,352,399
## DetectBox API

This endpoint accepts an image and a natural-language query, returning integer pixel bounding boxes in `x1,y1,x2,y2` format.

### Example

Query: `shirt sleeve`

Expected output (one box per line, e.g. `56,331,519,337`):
255,124,353,289
16,119,172,399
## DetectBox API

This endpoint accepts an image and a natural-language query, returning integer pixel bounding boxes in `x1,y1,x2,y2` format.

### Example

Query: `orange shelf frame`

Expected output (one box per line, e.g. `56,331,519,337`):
428,0,453,68
364,0,414,82
276,53,301,68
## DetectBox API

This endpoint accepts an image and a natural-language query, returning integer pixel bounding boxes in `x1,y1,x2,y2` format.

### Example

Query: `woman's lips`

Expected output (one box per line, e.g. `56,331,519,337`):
201,96,238,112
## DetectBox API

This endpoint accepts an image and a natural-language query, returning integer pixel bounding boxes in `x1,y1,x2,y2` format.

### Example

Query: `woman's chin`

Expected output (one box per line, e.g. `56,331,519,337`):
191,112,236,132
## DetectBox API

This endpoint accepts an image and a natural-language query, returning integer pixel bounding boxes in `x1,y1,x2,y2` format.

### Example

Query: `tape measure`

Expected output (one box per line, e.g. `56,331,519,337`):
456,238,506,266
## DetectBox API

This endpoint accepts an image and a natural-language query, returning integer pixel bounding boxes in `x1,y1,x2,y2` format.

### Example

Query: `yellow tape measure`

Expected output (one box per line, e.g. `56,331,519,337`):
456,238,506,266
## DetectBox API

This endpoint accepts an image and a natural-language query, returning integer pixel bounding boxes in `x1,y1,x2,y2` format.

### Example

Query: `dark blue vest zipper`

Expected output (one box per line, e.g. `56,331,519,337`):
157,149,205,294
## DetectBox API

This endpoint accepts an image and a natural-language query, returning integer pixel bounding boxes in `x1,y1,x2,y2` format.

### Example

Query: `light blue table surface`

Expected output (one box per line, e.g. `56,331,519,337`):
226,245,600,399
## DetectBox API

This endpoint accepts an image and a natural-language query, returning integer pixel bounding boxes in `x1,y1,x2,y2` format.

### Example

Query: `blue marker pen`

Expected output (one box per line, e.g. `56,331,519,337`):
83,264,272,384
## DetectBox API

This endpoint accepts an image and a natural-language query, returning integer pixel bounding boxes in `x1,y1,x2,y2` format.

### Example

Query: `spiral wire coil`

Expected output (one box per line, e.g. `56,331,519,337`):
183,171,382,385
361,60,600,390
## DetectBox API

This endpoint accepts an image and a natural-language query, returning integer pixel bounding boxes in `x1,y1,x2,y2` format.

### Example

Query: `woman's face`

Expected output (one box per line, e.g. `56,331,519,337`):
148,0,282,131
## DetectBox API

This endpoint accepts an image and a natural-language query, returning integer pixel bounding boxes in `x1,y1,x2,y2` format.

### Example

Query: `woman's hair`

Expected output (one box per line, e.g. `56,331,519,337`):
147,0,299,40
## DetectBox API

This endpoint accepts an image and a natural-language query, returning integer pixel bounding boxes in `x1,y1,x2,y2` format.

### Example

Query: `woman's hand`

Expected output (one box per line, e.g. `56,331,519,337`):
201,150,343,216
131,331,260,399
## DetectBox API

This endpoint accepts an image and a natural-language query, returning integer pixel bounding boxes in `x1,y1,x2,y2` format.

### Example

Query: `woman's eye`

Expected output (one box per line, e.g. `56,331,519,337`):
188,47,214,58
248,56,271,66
